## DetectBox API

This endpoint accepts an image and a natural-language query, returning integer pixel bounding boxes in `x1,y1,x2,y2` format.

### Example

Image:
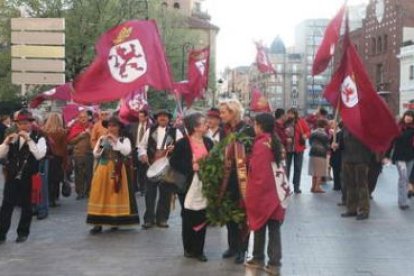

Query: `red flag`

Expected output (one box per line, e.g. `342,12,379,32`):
323,30,399,153
187,47,210,103
73,20,173,104
250,87,271,112
312,4,346,76
30,82,73,108
255,42,276,74
119,87,148,123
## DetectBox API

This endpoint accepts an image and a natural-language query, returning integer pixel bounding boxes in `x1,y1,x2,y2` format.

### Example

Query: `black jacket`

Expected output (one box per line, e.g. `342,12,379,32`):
169,136,214,194
392,126,414,162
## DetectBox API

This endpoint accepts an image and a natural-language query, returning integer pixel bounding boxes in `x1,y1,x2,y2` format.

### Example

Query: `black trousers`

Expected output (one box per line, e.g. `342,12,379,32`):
252,220,282,266
144,180,172,224
286,152,304,191
178,194,206,256
368,161,382,195
332,164,341,191
48,156,63,204
0,179,33,238
136,161,149,193
226,220,249,253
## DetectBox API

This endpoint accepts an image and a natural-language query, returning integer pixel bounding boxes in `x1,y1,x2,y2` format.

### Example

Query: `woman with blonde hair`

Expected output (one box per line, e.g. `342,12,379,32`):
219,99,255,264
43,113,67,207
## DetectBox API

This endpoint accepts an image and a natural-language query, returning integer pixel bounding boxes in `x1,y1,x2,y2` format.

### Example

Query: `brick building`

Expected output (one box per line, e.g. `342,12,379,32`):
336,0,414,115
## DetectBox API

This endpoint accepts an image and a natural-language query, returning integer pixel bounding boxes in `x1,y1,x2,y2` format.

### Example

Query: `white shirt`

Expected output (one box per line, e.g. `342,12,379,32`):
207,128,221,143
138,126,183,157
94,136,132,158
135,122,147,147
0,136,47,161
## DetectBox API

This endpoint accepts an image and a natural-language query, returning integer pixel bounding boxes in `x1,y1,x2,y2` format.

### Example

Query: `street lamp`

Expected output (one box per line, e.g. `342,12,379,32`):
214,78,223,107
181,42,194,80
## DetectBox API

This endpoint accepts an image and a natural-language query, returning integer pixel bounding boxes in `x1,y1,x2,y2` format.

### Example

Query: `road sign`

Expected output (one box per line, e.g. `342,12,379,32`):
11,18,66,92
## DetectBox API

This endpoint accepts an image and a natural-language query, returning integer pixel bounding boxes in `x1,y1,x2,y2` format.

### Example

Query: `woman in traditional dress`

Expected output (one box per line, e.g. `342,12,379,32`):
87,116,139,234
170,112,214,262
245,113,286,276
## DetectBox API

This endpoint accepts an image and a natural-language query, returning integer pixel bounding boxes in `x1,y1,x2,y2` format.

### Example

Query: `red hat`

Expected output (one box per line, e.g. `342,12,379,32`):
207,108,220,119
14,109,35,122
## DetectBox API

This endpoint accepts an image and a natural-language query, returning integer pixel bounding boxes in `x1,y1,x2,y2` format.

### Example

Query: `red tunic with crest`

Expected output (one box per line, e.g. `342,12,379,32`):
246,133,285,231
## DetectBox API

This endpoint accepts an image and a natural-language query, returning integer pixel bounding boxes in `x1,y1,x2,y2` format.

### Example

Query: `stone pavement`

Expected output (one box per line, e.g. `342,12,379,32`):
0,158,414,276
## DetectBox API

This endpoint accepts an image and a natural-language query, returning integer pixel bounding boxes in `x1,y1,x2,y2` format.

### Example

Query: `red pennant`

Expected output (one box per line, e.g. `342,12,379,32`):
30,82,73,108
250,87,271,112
255,42,276,74
323,24,399,153
73,20,173,104
312,4,346,76
119,87,148,123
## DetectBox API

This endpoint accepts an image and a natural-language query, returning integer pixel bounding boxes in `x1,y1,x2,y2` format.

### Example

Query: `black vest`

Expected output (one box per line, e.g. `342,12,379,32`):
147,125,177,163
5,131,43,182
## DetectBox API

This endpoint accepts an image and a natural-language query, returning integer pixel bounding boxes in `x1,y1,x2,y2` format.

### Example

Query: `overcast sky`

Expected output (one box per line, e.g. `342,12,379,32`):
204,0,369,73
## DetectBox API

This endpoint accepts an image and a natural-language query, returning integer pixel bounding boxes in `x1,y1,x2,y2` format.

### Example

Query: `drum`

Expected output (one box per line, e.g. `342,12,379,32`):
146,157,170,182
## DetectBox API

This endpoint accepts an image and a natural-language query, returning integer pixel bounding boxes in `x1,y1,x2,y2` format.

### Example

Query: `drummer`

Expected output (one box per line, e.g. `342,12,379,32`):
138,109,183,229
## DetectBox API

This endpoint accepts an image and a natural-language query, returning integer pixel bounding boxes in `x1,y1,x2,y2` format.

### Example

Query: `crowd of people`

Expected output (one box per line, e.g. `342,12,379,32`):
0,100,413,275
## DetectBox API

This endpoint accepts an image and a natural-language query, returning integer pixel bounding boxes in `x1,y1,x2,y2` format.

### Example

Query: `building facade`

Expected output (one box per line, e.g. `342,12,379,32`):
295,19,332,115
398,28,414,116
338,0,414,115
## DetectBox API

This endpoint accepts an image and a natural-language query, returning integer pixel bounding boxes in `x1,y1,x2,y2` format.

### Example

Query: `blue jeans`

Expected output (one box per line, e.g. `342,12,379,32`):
286,152,304,192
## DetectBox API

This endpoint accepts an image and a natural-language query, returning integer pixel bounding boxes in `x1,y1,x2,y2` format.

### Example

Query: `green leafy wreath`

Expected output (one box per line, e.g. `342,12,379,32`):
199,133,252,226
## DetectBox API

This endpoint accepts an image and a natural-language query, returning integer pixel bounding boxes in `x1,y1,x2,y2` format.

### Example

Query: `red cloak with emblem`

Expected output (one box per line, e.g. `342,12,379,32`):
74,20,173,104
246,133,285,231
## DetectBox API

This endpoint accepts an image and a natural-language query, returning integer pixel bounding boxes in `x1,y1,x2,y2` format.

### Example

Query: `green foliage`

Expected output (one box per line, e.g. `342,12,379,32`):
198,133,253,226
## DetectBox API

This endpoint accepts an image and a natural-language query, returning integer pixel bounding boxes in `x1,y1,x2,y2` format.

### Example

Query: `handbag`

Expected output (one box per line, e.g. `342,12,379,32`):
162,166,187,193
271,162,291,209
184,173,207,211
62,180,72,197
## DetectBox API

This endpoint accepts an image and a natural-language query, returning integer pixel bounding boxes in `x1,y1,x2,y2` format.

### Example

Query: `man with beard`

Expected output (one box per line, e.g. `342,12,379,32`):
138,110,183,229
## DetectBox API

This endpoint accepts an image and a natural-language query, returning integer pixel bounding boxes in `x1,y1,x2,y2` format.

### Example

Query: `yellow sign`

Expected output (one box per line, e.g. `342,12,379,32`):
12,45,65,58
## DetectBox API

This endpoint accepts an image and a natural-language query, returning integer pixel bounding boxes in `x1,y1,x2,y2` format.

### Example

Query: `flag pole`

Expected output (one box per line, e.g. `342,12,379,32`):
332,2,348,144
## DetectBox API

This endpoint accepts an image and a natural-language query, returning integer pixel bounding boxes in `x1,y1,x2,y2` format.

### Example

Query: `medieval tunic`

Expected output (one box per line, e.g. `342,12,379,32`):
0,133,47,238
246,133,285,230
246,133,285,267
86,136,139,226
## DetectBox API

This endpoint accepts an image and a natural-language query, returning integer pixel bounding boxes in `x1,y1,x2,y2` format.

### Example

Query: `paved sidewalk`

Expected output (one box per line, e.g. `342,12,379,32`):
0,160,413,276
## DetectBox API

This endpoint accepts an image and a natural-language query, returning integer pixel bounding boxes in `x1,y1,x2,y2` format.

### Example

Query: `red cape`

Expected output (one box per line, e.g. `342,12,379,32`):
246,133,285,231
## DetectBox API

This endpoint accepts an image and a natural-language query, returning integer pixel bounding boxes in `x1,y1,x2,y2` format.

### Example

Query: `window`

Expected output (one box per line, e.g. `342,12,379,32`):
292,75,298,85
371,37,376,55
292,64,297,73
376,63,384,85
410,65,414,81
173,2,180,9
377,37,382,53
384,34,388,51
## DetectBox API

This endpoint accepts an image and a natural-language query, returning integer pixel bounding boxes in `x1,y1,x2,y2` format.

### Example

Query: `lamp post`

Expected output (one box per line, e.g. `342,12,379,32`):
181,42,194,80
214,78,223,107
